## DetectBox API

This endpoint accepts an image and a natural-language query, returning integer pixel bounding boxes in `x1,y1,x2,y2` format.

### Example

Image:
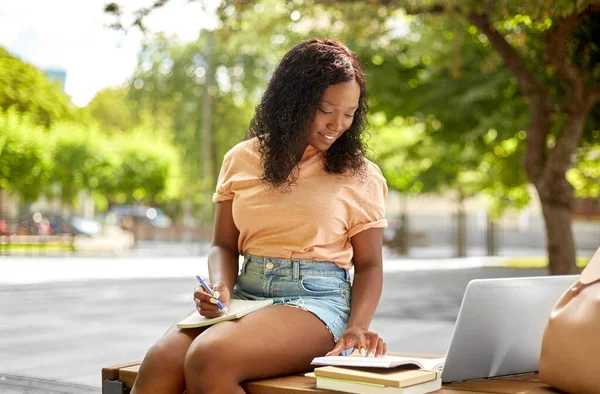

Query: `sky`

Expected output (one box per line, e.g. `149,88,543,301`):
0,0,218,107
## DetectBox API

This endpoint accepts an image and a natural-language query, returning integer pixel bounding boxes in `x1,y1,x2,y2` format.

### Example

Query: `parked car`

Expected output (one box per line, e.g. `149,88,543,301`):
47,214,101,236
107,205,172,229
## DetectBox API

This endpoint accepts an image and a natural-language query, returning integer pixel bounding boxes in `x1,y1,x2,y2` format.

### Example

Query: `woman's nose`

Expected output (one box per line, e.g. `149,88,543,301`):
328,115,344,131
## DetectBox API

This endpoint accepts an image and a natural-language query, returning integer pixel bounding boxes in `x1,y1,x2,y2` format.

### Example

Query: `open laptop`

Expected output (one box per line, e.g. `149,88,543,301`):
440,275,578,383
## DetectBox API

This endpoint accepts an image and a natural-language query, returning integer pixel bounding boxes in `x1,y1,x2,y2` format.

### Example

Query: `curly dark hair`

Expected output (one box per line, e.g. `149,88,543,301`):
247,38,369,188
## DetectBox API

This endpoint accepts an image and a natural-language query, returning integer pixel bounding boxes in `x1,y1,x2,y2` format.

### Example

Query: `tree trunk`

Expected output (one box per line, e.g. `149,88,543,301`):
455,198,467,258
0,186,4,220
531,111,588,275
201,30,214,224
538,194,579,275
486,215,497,256
396,196,409,255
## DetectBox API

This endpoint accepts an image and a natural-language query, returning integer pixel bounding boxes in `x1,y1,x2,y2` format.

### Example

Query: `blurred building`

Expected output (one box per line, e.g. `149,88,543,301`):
384,188,600,252
43,68,67,91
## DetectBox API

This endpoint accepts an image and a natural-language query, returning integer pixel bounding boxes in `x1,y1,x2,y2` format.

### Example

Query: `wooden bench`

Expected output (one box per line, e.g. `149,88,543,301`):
102,354,560,394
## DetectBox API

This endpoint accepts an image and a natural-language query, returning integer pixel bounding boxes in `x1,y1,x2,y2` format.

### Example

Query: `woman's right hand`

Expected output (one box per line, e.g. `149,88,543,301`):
193,282,231,318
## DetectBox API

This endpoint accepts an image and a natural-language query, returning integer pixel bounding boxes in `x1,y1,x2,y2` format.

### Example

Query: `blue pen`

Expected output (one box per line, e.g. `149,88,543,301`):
196,275,229,315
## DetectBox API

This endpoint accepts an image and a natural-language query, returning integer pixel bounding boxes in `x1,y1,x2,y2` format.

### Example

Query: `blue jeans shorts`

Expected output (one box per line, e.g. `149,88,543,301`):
232,255,352,343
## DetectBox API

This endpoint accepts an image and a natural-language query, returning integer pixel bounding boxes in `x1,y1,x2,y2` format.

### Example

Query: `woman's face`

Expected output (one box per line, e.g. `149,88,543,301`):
306,79,360,152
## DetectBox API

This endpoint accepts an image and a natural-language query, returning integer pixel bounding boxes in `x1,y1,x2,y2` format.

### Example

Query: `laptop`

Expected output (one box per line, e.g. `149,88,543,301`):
440,275,578,383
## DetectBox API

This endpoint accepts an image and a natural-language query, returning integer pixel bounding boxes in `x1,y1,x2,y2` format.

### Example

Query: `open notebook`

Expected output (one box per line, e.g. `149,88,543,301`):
177,299,273,328
312,355,445,371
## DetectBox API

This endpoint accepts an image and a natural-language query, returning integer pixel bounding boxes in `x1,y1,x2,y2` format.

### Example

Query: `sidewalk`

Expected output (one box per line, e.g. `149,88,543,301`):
0,254,508,285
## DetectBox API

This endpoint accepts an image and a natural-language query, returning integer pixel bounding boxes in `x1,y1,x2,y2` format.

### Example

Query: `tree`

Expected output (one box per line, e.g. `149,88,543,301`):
48,123,114,210
341,1,600,273
85,87,139,132
0,47,75,127
402,2,599,274
0,109,51,203
125,26,285,221
358,11,533,256
48,122,182,212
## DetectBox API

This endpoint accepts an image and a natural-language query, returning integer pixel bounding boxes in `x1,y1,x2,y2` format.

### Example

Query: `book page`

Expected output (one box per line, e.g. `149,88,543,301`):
312,355,418,368
408,357,445,371
312,355,445,370
177,299,273,328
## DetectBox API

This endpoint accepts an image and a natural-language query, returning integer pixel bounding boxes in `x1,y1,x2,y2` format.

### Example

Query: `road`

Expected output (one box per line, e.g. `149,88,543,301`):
0,254,549,393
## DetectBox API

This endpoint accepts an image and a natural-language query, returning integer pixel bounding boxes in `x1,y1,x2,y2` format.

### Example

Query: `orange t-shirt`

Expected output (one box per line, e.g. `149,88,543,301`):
212,138,388,269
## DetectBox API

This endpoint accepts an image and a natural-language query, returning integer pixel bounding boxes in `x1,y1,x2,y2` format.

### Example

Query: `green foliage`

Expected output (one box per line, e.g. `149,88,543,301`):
100,0,597,221
85,87,138,132
358,12,531,214
0,47,75,127
125,30,276,215
110,130,182,205
566,141,600,198
0,109,51,201
48,123,114,205
0,47,182,214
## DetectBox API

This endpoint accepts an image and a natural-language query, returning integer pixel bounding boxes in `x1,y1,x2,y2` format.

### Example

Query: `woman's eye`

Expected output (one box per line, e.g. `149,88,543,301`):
345,114,355,118
318,108,332,115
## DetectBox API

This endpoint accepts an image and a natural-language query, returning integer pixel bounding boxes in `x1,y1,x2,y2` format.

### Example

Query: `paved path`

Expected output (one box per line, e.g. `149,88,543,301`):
0,254,508,285
0,255,548,393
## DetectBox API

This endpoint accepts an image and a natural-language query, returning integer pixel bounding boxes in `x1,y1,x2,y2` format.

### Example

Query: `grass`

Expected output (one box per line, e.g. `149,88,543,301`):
501,256,590,269
0,243,75,252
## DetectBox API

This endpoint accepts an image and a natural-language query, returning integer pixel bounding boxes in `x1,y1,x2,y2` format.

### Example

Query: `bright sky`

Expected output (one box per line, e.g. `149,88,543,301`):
0,0,218,107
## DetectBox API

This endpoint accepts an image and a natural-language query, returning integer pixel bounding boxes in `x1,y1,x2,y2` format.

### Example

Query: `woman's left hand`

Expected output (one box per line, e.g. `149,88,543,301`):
326,327,386,357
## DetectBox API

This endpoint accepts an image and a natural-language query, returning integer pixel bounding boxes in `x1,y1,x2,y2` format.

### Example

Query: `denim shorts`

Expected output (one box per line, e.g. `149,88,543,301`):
232,255,352,342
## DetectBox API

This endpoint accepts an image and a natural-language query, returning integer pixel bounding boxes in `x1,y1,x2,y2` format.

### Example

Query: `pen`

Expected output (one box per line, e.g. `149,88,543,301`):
196,275,229,315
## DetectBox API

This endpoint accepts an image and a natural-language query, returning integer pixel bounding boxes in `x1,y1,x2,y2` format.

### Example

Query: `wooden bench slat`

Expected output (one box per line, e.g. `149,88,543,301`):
447,377,550,394
496,373,541,383
101,361,141,381
242,375,338,394
119,365,140,389
437,390,499,394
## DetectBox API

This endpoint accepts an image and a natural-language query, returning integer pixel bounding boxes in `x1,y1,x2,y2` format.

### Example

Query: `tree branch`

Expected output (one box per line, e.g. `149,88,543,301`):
132,0,172,31
104,0,185,31
402,4,456,15
544,12,586,112
468,12,550,101
468,12,553,184
588,86,600,108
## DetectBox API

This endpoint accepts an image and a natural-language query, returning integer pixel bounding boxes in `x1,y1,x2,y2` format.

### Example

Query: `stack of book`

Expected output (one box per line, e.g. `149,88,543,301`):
309,355,445,394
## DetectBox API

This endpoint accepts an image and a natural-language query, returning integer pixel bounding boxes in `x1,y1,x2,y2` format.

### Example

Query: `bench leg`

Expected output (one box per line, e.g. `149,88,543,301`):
102,379,130,394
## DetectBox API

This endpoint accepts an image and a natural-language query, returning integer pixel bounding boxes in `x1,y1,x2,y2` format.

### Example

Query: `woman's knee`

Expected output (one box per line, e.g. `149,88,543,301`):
141,331,191,374
184,337,238,388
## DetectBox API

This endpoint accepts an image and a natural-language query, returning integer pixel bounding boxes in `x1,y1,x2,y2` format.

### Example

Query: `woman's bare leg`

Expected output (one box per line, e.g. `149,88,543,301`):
183,305,335,394
131,322,206,394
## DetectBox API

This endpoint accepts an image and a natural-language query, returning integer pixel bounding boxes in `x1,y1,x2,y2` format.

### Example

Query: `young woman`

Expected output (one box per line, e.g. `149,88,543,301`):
131,38,388,394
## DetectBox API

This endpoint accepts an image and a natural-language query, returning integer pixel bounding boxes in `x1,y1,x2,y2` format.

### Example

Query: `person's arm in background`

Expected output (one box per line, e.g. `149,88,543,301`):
327,227,386,357
193,200,240,318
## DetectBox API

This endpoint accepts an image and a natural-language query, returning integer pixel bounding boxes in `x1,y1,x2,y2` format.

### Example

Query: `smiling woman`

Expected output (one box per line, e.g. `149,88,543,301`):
131,39,388,394
248,39,370,189
308,81,361,151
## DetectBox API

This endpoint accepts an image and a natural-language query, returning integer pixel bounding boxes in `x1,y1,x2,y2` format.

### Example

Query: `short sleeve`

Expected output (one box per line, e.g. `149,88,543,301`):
212,151,235,203
347,166,388,239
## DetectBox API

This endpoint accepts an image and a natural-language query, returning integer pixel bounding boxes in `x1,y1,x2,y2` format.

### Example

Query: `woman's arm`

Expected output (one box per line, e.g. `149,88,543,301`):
194,200,240,318
347,227,384,331
207,200,240,292
327,227,386,357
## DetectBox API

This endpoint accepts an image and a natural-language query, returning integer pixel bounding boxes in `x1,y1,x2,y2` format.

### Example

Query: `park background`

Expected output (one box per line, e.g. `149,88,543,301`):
1,0,599,272
0,0,599,392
